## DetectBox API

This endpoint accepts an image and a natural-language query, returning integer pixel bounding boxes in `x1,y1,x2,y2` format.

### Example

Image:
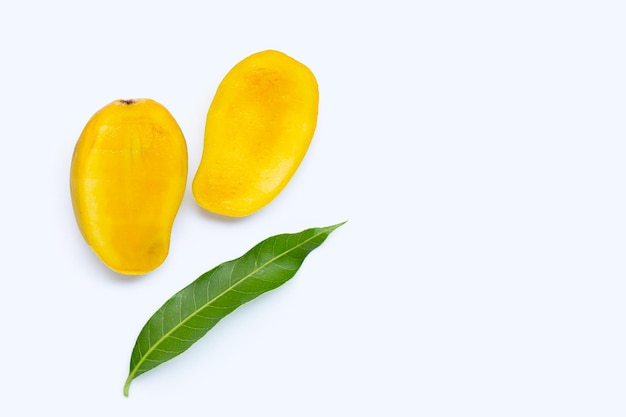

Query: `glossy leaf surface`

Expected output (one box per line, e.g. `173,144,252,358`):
124,222,344,396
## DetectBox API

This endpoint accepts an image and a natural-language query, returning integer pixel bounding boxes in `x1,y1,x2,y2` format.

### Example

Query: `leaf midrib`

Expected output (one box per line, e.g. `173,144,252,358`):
127,229,325,382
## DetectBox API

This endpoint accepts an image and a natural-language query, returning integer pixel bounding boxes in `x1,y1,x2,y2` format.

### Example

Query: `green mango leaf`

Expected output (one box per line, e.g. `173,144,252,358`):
123,222,345,396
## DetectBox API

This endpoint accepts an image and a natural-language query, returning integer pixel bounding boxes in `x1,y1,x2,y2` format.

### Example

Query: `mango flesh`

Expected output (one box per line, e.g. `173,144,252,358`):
192,50,319,217
70,99,188,275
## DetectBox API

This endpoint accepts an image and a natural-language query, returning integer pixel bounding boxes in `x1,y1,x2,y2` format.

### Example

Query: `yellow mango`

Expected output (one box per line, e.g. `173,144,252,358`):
70,99,188,275
192,50,319,216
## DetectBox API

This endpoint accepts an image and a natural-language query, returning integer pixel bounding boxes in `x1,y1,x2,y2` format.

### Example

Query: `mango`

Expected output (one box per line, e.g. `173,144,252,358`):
70,99,188,275
192,50,319,217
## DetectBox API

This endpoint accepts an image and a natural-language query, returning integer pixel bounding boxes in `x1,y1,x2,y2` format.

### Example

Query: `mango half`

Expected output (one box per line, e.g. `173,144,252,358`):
192,50,319,217
70,99,188,275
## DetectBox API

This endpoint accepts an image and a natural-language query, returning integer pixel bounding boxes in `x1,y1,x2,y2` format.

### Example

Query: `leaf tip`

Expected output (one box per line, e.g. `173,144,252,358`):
329,220,348,230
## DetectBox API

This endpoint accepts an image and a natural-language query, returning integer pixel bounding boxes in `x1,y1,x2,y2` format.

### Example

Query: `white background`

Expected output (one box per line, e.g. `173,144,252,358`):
1,1,625,415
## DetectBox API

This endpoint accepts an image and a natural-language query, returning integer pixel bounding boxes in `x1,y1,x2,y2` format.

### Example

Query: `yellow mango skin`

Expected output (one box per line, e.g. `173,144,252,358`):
70,99,188,275
192,50,319,217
